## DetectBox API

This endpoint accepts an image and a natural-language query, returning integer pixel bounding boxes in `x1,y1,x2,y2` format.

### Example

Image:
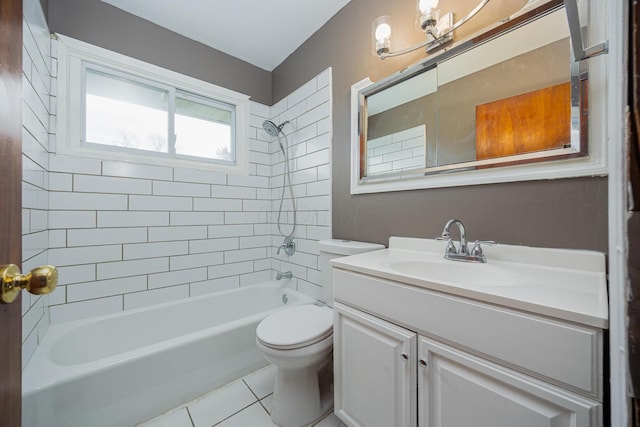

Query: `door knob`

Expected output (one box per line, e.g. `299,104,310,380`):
1,264,57,304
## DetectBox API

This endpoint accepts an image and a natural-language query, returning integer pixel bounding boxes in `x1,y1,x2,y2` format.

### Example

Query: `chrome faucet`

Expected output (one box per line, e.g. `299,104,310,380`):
276,237,296,256
276,271,293,280
437,218,495,263
441,218,469,255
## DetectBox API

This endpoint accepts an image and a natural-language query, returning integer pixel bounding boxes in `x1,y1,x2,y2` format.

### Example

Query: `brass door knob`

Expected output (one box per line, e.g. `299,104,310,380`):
1,264,58,304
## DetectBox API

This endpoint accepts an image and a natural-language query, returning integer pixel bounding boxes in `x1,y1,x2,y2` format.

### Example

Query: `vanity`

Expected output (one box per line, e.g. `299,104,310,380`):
331,236,608,427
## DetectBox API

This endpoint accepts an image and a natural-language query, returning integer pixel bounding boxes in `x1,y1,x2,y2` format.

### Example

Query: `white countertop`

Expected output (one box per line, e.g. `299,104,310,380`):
331,237,609,329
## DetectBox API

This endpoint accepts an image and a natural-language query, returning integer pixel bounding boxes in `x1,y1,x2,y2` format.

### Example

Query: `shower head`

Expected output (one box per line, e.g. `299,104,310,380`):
263,120,289,137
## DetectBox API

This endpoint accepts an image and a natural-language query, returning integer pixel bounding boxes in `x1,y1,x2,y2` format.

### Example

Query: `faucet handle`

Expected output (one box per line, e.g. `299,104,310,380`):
470,240,496,256
443,238,457,255
436,234,458,254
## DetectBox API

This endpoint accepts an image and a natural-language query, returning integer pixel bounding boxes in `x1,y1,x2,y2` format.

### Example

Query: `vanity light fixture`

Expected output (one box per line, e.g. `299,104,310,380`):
373,0,609,61
373,0,490,59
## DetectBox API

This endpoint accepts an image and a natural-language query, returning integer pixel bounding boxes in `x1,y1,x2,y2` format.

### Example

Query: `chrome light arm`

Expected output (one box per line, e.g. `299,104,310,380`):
380,0,490,60
430,0,491,41
380,39,430,60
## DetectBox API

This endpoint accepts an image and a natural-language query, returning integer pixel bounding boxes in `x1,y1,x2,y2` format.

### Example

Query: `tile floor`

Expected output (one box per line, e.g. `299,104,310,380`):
138,365,344,427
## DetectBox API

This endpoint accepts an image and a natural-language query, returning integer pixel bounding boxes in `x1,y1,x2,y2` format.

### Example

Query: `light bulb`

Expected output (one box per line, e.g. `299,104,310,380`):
418,0,439,14
372,16,392,56
375,23,391,42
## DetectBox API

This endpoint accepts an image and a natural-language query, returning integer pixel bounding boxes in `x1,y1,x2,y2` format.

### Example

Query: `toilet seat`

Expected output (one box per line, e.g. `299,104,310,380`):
257,305,333,350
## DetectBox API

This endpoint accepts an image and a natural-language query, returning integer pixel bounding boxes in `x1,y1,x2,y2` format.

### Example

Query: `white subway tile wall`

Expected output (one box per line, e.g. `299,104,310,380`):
269,69,333,298
44,43,331,323
22,0,52,369
21,0,332,368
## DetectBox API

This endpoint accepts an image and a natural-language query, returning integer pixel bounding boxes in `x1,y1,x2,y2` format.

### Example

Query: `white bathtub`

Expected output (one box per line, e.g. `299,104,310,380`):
22,282,316,427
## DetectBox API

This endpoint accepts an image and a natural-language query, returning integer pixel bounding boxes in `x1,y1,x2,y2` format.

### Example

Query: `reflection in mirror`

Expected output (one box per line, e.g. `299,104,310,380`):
436,10,571,167
366,68,437,175
352,0,602,194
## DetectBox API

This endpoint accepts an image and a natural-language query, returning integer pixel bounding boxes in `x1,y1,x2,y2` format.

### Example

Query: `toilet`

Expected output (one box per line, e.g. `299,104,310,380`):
256,239,384,427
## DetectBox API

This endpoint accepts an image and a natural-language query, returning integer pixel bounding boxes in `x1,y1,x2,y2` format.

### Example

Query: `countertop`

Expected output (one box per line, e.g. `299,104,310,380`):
331,237,609,329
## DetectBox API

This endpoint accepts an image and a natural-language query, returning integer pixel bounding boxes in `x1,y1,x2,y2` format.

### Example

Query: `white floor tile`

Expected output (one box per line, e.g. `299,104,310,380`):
188,379,257,427
243,364,277,399
215,402,276,427
138,365,342,427
137,408,193,427
314,412,344,427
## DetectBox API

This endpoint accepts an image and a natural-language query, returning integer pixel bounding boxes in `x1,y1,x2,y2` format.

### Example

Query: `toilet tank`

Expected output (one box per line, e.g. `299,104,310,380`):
318,239,385,307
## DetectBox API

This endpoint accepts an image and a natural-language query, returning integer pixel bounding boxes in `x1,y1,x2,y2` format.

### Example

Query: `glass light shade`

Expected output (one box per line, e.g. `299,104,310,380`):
375,22,391,42
418,0,440,31
418,0,439,14
372,16,392,56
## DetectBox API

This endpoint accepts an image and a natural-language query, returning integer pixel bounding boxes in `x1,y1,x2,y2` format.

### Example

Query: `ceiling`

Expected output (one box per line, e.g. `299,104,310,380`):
100,0,352,72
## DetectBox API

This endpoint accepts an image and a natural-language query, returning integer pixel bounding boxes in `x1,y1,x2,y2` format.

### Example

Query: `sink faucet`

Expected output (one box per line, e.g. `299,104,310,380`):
441,218,469,255
437,218,495,263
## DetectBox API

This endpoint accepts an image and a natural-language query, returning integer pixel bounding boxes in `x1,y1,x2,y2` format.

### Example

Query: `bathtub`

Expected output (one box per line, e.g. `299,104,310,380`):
22,282,316,427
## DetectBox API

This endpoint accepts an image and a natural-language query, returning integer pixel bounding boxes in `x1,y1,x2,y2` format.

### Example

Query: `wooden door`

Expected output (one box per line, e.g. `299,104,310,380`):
334,303,417,427
0,0,24,425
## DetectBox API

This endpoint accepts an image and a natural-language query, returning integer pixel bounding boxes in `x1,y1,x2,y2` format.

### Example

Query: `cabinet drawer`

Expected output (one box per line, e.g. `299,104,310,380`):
333,268,603,400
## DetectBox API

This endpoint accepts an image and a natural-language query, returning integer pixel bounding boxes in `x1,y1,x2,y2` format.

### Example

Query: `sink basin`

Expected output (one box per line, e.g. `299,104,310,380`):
387,259,519,287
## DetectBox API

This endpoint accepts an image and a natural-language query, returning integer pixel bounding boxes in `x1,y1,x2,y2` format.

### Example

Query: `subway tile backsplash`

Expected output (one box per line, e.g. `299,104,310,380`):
22,0,331,369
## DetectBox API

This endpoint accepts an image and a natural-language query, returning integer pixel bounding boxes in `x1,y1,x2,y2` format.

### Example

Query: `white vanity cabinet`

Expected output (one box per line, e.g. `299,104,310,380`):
418,336,601,427
334,303,416,427
333,268,604,427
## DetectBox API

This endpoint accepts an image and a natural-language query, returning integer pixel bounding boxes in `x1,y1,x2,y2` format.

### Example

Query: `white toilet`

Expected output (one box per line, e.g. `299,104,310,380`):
256,239,384,427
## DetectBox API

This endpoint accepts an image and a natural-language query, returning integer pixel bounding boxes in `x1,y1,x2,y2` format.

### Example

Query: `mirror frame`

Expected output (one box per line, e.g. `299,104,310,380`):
350,0,607,195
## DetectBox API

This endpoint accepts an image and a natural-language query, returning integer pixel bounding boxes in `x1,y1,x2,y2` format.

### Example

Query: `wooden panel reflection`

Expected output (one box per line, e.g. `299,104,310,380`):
475,82,570,160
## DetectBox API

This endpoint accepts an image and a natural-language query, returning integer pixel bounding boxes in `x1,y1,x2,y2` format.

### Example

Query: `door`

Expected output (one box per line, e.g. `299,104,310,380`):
0,0,24,425
418,336,601,427
334,303,417,427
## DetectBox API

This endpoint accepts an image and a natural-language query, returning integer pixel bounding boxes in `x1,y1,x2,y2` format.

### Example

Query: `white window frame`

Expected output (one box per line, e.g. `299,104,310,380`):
55,34,250,173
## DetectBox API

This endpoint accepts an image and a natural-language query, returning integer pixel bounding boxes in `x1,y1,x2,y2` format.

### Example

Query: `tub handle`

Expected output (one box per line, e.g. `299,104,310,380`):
1,264,58,304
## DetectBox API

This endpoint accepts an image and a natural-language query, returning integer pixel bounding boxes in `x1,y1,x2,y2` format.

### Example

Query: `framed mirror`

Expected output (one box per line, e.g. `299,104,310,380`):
351,0,607,194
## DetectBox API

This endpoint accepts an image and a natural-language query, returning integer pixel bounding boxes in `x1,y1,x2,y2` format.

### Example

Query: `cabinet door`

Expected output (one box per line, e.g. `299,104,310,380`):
418,336,602,427
334,303,417,427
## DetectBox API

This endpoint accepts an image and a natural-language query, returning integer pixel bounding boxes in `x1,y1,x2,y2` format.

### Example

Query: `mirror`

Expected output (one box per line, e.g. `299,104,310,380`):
351,0,605,194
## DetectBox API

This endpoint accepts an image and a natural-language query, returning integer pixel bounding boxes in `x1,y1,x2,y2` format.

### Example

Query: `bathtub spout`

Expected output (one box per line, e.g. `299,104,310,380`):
276,271,293,280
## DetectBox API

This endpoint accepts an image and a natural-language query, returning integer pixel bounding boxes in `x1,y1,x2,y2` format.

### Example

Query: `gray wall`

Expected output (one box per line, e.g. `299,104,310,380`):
273,0,608,251
47,0,272,105
40,0,48,18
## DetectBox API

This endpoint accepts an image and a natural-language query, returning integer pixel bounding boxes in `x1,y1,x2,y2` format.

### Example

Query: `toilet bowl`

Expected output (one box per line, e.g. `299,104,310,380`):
256,239,384,427
256,304,334,427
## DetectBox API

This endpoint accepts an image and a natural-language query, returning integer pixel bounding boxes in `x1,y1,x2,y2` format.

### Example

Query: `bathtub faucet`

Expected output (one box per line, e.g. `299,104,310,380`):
276,271,293,280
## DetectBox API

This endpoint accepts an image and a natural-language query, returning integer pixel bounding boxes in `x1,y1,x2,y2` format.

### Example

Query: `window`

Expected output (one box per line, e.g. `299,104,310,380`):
57,34,249,172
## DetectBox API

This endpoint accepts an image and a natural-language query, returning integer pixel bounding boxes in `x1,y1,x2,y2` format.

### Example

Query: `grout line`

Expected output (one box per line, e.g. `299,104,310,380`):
210,401,257,427
241,378,260,401
185,406,196,427
257,393,273,416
